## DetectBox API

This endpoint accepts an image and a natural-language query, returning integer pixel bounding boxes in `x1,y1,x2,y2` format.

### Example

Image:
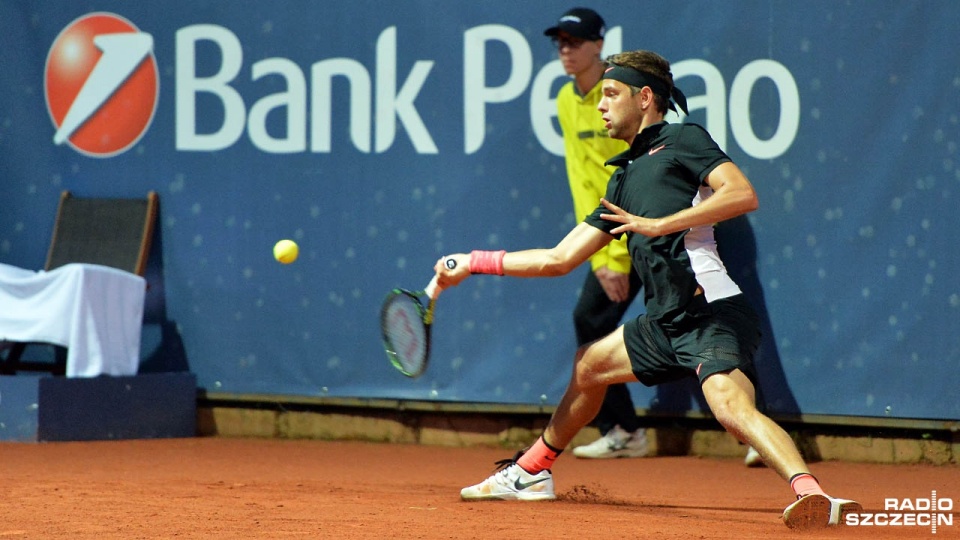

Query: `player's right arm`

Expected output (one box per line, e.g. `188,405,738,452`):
505,222,612,277
435,223,613,288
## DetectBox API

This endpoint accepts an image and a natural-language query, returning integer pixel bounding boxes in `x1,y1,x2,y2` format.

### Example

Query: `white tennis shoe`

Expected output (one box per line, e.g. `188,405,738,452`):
782,493,862,529
743,446,765,467
460,462,555,501
572,425,649,459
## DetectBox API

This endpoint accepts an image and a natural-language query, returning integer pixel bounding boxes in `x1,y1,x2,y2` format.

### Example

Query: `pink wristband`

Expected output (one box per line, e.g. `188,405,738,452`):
469,250,506,275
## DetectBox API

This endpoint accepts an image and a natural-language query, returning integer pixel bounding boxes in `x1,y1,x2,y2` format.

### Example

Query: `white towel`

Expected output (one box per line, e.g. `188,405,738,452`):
0,262,145,377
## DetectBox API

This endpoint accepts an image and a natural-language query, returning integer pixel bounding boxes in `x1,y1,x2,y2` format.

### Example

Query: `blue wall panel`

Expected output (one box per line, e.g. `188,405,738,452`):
1,1,957,420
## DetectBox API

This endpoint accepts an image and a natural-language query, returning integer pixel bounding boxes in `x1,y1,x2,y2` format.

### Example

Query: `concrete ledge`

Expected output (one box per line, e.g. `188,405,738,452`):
197,400,959,466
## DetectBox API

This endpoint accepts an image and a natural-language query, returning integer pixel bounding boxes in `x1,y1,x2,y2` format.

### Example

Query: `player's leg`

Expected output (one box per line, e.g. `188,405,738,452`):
691,295,861,528
541,325,638,448
460,326,637,501
700,369,805,479
571,270,647,458
571,270,623,436
675,295,795,473
571,383,649,458
592,384,640,434
700,370,862,528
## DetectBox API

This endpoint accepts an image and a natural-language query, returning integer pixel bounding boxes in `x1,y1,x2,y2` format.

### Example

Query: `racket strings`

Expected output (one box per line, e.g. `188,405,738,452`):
381,292,429,376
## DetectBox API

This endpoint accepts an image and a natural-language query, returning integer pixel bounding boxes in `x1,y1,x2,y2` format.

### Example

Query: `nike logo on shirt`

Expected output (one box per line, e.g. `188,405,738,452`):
649,144,666,155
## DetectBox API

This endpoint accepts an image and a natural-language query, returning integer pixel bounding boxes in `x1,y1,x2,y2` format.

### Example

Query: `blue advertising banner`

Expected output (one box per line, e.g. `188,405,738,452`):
1,1,957,420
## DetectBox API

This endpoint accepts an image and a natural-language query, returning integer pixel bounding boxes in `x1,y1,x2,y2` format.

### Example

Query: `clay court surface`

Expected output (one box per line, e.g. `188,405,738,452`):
2,437,957,539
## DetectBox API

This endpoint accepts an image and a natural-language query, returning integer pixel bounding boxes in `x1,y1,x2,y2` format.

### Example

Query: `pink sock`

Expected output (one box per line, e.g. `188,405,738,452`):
517,436,561,474
790,473,826,498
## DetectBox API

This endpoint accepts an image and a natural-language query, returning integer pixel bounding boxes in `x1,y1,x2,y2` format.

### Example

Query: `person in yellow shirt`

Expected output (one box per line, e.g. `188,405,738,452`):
545,8,648,459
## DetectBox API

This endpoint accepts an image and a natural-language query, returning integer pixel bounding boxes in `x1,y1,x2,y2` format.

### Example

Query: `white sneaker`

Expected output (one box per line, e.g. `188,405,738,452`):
460,463,555,501
572,425,649,459
782,494,863,529
744,446,765,467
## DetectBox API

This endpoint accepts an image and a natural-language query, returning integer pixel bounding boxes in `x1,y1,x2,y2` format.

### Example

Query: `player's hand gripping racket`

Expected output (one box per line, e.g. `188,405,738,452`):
379,259,456,377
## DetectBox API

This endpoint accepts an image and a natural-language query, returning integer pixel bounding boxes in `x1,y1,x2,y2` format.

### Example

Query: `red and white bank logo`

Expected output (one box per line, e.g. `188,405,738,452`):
44,12,159,158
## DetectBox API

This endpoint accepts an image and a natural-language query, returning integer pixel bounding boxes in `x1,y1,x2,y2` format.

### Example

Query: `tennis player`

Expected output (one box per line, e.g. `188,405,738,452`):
434,49,861,529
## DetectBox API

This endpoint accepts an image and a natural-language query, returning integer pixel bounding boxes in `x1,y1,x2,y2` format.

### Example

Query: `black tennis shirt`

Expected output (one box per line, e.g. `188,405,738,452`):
585,121,731,323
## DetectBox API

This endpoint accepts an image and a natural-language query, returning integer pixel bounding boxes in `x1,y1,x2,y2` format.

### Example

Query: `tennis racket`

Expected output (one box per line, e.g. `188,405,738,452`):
379,259,456,377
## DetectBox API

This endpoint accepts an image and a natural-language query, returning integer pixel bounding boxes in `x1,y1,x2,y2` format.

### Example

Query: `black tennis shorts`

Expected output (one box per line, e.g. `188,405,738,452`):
623,294,761,387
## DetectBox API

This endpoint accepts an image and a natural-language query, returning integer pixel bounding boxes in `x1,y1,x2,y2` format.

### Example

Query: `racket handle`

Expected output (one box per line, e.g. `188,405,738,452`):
424,275,443,300
425,258,455,300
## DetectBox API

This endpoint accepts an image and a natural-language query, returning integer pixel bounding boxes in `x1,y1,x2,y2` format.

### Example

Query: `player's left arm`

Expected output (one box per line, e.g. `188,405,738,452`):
601,161,758,237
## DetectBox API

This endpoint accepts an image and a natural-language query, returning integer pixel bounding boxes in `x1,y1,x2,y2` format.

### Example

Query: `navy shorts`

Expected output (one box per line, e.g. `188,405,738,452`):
622,294,761,387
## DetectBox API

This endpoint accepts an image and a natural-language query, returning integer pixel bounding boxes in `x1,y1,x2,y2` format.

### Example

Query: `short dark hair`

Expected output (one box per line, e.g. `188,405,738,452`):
605,50,673,113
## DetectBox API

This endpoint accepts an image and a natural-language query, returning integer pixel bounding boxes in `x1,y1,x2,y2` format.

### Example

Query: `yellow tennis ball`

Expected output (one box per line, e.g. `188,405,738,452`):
273,239,299,264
